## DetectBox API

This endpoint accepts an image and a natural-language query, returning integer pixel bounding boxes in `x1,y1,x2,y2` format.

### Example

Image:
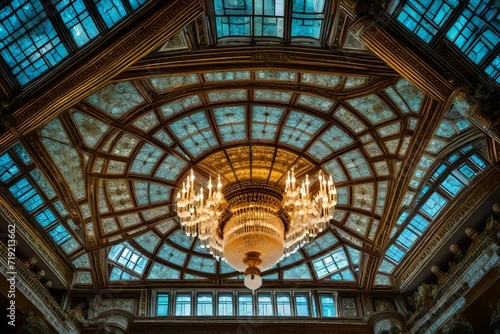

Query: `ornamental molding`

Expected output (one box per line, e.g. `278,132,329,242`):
0,241,78,334
397,167,500,289
0,198,73,285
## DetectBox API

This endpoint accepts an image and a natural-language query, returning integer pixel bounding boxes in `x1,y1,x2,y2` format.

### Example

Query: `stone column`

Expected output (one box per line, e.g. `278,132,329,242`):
368,310,408,334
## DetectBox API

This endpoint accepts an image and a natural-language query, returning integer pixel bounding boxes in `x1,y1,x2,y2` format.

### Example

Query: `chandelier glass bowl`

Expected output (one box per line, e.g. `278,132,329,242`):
176,168,337,290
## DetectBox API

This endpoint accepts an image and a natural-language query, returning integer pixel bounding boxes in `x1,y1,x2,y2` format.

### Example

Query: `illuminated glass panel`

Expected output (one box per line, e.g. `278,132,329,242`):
0,0,69,85
295,293,309,316
279,111,324,149
218,293,233,316
110,267,139,280
8,178,44,212
396,0,458,43
169,112,218,157
213,106,247,142
276,293,291,316
48,224,71,244
485,55,500,83
35,208,57,228
420,191,447,218
175,293,192,316
114,243,148,274
409,213,429,233
319,294,335,317
128,0,147,9
238,294,253,316
157,243,188,266
312,247,349,278
214,0,285,39
52,0,99,47
156,293,169,316
440,174,464,196
291,0,325,39
0,153,20,182
93,0,127,28
446,1,499,64
396,228,418,249
258,293,274,316
469,154,487,169
197,293,213,316
386,244,406,263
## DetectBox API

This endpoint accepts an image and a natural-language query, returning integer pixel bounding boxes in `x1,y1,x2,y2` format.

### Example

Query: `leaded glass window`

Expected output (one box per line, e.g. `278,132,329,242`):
214,0,285,39
446,1,500,65
396,0,459,43
291,0,325,39
0,0,69,85
93,0,127,28
52,0,100,47
0,153,20,182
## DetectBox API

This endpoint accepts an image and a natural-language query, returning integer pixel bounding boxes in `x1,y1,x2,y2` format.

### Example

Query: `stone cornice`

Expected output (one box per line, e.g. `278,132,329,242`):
396,167,500,290
0,0,202,152
0,197,73,286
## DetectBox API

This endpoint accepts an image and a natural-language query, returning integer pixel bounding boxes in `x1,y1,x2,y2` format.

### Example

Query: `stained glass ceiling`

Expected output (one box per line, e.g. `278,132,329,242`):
0,66,488,289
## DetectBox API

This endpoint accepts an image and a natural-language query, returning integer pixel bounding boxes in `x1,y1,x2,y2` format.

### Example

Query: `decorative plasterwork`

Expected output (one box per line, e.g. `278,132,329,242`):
0,242,78,334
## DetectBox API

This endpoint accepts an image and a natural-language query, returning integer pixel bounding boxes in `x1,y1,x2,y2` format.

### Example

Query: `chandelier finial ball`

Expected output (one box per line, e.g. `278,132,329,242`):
244,274,262,290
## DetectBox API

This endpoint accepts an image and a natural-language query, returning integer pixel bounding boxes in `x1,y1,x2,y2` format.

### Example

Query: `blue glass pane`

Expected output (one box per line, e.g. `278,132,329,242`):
320,294,335,317
93,0,127,28
485,55,500,84
13,144,31,164
48,224,71,244
447,153,460,163
417,184,430,202
128,0,147,10
458,163,475,179
156,293,169,316
0,153,20,182
0,0,69,85
8,178,44,212
35,208,57,228
469,154,487,169
397,0,458,43
396,228,418,249
420,191,447,218
446,1,499,64
291,0,325,39
432,164,447,180
214,0,284,39
441,174,464,196
408,213,429,233
52,0,100,47
386,244,406,263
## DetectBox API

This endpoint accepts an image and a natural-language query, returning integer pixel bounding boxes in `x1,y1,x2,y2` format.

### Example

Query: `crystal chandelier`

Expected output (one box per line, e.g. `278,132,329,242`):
176,168,337,290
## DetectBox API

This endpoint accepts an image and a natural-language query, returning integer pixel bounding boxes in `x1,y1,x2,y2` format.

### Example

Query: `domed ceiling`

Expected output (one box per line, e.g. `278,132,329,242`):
1,65,487,290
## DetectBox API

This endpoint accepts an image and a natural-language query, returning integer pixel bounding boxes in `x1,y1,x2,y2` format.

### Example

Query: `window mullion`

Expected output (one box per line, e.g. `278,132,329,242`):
82,0,110,34
40,0,79,53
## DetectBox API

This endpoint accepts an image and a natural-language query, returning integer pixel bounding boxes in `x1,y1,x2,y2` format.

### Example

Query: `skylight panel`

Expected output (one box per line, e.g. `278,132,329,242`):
420,191,447,218
48,224,71,244
291,0,326,39
157,243,188,266
52,0,99,47
0,153,20,182
94,0,128,28
396,0,458,43
312,247,349,278
148,263,181,279
214,0,285,39
0,0,69,85
9,178,44,212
